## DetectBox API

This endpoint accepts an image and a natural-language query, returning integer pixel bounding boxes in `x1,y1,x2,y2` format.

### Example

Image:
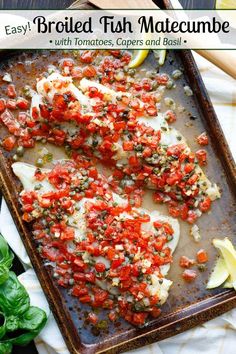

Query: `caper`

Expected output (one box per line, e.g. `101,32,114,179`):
36,158,44,167
166,79,174,89
16,146,25,157
68,279,74,285
12,154,18,162
184,85,193,96
164,97,176,109
172,69,183,80
152,81,158,90
128,68,136,76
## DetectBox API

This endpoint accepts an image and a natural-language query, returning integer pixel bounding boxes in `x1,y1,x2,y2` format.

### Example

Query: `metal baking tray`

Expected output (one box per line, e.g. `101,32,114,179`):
0,2,236,353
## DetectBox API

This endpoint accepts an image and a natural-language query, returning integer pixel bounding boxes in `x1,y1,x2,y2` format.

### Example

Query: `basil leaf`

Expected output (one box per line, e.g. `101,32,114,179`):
0,313,6,340
0,235,14,285
0,272,30,316
19,306,47,331
6,307,47,346
0,342,12,354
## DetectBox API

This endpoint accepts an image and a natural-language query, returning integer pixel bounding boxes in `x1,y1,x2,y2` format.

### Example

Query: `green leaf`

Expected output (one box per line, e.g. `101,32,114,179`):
0,272,30,316
8,307,47,346
0,313,6,340
20,307,47,331
0,235,14,285
5,316,19,332
0,342,12,354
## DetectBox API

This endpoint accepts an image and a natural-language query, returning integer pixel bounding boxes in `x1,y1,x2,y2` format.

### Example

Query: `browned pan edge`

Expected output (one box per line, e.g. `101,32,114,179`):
0,2,236,354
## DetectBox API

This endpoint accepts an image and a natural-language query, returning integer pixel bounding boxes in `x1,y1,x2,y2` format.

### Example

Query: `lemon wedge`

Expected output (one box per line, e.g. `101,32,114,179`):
216,0,236,9
128,50,149,68
210,238,236,290
206,256,229,289
153,49,167,66
224,275,234,288
215,0,236,29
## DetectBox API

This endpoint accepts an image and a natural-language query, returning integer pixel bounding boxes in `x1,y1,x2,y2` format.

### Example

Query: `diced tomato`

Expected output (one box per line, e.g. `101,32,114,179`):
72,286,88,297
197,132,208,146
16,97,29,110
73,258,86,271
166,171,182,186
61,227,75,241
146,104,157,116
108,311,117,322
156,73,169,85
142,81,152,91
87,313,98,324
187,174,198,185
199,197,211,212
83,65,97,78
153,192,164,203
164,110,176,123
179,256,195,268
6,99,17,110
196,249,208,263
187,210,198,224
167,144,185,157
142,147,152,158
196,149,207,166
39,198,52,208
79,295,91,303
88,86,99,98
80,50,94,63
168,205,180,218
0,99,6,113
182,269,197,282
94,289,108,303
71,66,83,79
123,141,133,151
111,258,123,269
2,135,16,151
95,262,106,273
184,163,194,174
132,312,148,325
7,84,16,98
18,112,28,125
129,155,140,167
0,110,20,135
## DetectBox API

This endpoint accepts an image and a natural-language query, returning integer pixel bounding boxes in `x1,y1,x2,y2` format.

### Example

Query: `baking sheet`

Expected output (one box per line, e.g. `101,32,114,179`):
0,46,236,353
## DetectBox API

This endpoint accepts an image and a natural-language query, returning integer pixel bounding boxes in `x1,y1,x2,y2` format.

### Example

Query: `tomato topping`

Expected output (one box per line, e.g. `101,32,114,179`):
7,84,16,98
6,99,17,110
83,65,97,78
196,149,207,166
0,99,6,113
80,50,94,63
182,269,197,282
179,256,195,268
199,197,211,212
2,135,16,151
16,97,29,110
95,262,106,273
122,141,133,151
87,313,98,324
197,132,208,146
164,110,176,123
196,249,208,263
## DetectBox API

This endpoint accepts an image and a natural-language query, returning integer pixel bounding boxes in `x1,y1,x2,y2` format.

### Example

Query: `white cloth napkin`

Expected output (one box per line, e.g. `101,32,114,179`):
0,51,236,354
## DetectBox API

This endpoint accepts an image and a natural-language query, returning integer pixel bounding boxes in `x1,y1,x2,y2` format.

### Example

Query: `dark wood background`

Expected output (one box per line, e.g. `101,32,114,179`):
0,0,215,353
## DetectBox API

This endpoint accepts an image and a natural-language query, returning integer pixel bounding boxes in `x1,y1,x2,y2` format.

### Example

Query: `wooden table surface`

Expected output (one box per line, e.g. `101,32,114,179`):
0,0,215,353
